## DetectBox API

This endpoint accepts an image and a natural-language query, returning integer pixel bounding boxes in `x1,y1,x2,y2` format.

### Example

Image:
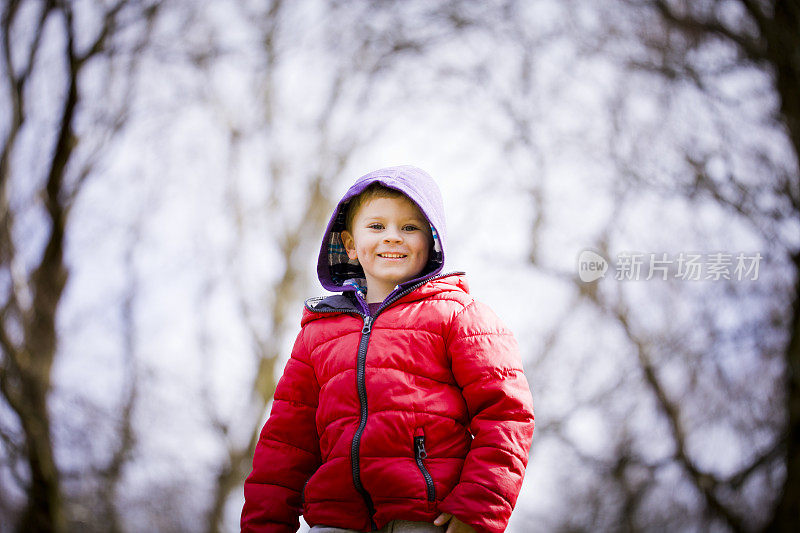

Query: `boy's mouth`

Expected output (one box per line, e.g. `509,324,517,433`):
378,253,407,259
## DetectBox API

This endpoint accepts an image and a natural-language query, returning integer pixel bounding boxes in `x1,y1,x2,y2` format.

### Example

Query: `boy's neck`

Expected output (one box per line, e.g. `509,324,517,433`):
366,294,387,304
364,283,395,303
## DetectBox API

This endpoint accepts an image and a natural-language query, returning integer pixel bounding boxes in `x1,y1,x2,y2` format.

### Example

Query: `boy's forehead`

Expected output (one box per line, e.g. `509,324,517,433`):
355,195,426,219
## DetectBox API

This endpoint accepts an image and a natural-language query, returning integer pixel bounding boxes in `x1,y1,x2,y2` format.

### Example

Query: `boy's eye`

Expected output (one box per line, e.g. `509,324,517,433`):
368,223,384,230
403,225,420,231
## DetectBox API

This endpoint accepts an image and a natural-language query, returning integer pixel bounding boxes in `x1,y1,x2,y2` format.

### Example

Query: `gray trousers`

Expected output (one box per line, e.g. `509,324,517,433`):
310,520,445,533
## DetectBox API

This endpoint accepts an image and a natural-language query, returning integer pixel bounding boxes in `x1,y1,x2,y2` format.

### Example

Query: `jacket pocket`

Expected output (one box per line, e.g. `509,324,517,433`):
414,428,435,503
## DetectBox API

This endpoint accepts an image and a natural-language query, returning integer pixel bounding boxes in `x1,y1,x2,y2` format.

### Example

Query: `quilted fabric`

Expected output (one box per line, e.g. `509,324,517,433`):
242,274,535,533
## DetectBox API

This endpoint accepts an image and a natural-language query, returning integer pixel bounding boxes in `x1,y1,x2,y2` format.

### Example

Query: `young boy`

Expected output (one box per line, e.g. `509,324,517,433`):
242,166,534,533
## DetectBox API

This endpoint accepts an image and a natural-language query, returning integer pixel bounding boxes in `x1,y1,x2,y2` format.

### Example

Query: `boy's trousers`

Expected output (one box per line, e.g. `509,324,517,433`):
310,520,445,533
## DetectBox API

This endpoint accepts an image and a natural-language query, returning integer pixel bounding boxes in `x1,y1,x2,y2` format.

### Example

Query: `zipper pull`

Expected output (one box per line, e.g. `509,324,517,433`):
415,436,427,459
362,316,373,334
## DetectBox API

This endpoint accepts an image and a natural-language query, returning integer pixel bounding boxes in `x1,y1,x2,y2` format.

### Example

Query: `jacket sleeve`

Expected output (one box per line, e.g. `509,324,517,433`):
439,301,535,533
241,328,322,533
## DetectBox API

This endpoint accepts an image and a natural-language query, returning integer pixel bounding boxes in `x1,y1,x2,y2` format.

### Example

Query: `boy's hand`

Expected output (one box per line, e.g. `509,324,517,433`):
434,512,476,533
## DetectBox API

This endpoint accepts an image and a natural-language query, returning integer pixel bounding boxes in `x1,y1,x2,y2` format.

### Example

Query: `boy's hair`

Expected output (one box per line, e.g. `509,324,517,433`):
344,183,407,232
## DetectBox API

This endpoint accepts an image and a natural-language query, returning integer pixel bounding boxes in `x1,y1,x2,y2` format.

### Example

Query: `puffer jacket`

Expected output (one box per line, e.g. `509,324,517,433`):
242,273,535,533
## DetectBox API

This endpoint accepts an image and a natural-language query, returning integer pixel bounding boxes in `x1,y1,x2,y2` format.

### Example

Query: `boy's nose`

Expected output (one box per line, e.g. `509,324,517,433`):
384,228,402,242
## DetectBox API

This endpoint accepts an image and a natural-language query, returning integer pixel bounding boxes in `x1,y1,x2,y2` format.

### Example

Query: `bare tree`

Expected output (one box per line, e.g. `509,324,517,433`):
611,1,800,530
531,0,796,530
0,1,159,530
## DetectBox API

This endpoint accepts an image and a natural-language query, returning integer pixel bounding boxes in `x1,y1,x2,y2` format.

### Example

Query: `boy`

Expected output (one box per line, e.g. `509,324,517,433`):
242,166,534,533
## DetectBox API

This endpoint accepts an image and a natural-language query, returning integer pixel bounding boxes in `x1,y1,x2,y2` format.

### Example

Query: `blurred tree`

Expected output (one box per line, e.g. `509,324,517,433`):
614,1,799,530
490,0,798,530
0,1,159,531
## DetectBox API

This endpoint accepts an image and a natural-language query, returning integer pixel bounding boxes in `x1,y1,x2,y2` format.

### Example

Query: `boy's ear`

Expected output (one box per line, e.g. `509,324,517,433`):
340,230,358,260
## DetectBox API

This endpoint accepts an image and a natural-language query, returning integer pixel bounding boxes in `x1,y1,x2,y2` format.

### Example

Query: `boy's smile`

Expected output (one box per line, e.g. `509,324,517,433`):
341,195,432,303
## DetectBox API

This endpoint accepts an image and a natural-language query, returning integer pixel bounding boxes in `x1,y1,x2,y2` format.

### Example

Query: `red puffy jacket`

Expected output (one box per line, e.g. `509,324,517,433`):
242,274,534,533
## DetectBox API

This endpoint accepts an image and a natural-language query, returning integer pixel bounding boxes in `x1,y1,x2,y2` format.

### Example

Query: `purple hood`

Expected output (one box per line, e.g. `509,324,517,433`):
317,165,447,296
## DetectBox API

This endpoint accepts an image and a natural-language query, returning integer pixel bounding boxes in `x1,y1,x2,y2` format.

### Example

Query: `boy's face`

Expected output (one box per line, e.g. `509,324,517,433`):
341,195,432,303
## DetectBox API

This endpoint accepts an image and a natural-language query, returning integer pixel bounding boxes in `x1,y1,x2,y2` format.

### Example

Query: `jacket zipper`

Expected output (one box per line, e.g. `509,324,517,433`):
352,314,377,529
414,432,435,502
304,271,463,526
302,299,377,526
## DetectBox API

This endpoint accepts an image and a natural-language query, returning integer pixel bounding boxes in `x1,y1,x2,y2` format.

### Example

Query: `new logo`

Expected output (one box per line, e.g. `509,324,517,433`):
578,250,608,282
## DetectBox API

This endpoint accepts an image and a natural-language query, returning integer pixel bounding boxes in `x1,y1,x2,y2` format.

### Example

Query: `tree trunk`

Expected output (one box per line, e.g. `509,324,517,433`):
767,249,800,531
762,1,800,530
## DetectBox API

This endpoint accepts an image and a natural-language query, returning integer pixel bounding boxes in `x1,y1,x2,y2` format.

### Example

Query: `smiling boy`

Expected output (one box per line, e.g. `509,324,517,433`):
242,166,534,533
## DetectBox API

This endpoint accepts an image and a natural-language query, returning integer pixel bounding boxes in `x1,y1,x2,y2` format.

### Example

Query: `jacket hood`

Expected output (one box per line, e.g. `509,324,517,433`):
317,165,447,296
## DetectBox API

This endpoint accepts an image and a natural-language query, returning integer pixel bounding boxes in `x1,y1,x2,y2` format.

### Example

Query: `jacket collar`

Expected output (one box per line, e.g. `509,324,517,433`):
302,273,468,325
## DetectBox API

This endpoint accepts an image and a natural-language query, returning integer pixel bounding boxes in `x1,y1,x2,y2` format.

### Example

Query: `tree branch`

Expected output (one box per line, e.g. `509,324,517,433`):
578,281,749,532
652,0,766,61
74,0,128,67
